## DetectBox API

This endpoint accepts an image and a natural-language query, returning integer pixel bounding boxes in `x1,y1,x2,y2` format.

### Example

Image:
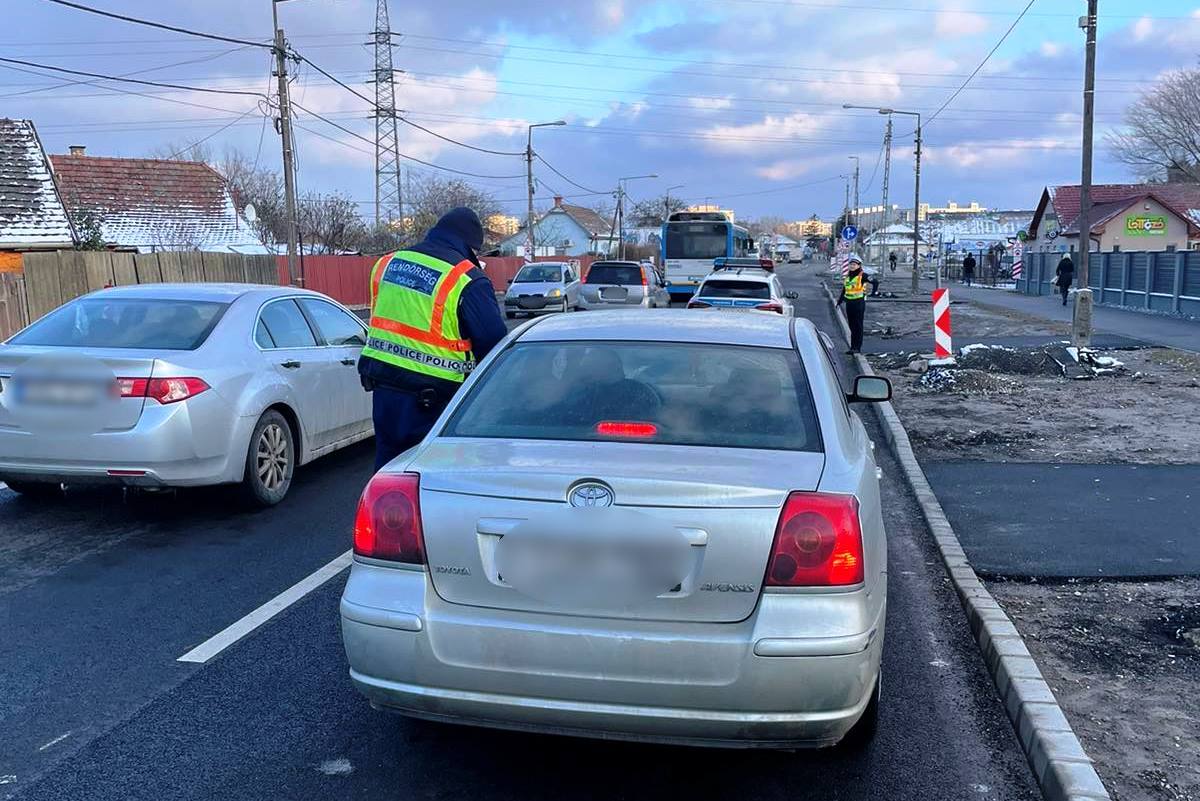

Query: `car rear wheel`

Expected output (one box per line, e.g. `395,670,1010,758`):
840,670,881,749
4,480,63,500
240,410,294,507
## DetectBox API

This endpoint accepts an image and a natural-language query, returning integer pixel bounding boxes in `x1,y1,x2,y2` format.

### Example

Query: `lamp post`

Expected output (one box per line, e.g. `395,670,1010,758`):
664,184,684,224
525,120,566,261
845,104,923,294
848,155,860,228
617,174,658,259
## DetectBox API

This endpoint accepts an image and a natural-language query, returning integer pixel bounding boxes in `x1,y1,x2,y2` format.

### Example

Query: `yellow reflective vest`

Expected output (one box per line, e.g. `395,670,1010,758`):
843,272,867,301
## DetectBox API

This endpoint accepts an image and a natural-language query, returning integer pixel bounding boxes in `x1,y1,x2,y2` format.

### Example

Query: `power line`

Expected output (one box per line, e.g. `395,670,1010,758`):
289,100,525,180
166,104,266,159
535,155,607,195
0,56,266,98
924,0,1040,129
37,0,271,50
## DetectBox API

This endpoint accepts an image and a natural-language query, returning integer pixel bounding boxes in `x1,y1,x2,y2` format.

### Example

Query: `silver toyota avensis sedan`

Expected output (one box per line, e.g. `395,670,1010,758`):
341,310,892,748
0,284,372,505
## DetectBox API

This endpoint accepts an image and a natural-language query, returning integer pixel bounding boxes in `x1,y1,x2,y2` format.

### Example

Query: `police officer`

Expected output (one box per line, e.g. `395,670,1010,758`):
836,254,873,355
359,207,508,469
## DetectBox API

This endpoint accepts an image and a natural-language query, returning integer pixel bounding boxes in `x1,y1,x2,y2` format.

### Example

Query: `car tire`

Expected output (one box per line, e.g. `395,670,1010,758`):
240,410,295,507
4,480,62,500
841,670,881,749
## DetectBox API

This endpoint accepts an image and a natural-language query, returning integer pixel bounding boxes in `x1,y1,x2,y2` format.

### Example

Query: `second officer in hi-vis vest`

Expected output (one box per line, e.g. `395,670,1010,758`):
358,207,507,468
836,253,877,355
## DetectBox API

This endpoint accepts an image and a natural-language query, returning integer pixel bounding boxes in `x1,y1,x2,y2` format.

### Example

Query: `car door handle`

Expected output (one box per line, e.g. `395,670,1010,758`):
280,359,302,369
340,358,356,366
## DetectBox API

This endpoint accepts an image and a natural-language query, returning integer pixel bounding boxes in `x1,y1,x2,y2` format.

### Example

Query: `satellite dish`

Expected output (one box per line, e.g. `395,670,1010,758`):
244,203,258,223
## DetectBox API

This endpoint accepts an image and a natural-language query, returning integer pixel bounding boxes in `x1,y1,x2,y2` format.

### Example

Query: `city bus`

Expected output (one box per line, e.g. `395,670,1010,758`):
660,211,754,301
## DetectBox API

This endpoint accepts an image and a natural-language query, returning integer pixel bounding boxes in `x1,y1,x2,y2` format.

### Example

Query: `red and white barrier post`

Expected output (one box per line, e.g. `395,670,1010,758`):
932,288,953,361
1011,242,1023,281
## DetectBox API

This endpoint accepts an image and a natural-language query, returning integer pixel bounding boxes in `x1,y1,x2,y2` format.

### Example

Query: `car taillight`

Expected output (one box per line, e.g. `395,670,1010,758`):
766,492,864,587
641,269,648,286
760,259,775,270
354,472,426,564
595,421,658,439
115,377,208,403
687,299,711,309
755,302,784,314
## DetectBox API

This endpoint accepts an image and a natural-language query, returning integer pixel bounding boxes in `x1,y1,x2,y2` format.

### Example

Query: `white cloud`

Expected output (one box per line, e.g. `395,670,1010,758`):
702,112,828,154
934,9,989,38
756,159,810,181
1132,16,1154,41
1040,41,1063,57
689,96,734,111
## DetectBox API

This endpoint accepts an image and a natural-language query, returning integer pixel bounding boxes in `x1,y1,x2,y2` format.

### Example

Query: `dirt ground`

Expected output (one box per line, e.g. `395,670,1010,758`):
990,579,1200,801
868,347,1200,464
864,295,1068,341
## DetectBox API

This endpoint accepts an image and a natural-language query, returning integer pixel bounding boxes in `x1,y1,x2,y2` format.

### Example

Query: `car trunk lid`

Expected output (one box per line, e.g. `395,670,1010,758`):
412,438,825,623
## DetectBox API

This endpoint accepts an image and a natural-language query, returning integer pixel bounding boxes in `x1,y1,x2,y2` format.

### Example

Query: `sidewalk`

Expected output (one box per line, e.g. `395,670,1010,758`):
945,282,1200,353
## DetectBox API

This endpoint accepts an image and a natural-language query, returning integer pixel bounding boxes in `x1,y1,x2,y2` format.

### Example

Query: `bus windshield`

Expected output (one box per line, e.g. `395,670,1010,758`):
665,223,729,260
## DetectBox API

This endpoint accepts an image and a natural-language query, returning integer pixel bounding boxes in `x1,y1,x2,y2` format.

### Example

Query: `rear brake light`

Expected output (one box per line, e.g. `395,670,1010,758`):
687,299,711,309
641,269,648,286
595,421,658,439
115,377,208,403
760,259,775,270
755,302,784,314
354,472,426,564
766,492,864,587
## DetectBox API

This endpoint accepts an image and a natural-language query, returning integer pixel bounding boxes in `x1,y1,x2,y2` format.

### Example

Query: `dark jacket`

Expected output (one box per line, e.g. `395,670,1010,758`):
1056,256,1075,286
962,254,977,272
358,207,508,399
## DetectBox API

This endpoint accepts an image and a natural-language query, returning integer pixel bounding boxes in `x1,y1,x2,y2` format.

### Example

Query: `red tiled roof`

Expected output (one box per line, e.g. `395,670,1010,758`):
48,154,259,250
1049,183,1200,234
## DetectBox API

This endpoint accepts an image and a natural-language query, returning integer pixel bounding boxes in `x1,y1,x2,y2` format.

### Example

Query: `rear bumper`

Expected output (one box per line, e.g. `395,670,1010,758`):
0,398,249,487
340,562,885,748
505,297,565,313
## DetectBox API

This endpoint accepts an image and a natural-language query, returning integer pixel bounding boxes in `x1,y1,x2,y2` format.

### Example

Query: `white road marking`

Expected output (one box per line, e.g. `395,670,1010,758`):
0,775,15,785
0,482,8,491
37,731,72,752
177,550,353,664
318,758,353,776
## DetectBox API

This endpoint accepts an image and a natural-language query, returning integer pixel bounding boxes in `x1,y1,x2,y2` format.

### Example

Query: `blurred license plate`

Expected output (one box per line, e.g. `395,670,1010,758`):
600,287,628,301
496,537,686,605
13,378,107,407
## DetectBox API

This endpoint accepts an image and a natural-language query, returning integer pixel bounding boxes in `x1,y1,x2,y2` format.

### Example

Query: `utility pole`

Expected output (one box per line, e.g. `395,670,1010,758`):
849,156,860,228
880,117,892,264
911,116,923,295
272,22,300,286
370,0,402,227
843,176,850,232
1074,0,1098,347
525,130,536,262
617,183,625,260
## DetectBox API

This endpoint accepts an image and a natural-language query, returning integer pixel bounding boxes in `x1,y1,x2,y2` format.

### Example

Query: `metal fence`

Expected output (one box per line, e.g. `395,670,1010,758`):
1016,250,1200,317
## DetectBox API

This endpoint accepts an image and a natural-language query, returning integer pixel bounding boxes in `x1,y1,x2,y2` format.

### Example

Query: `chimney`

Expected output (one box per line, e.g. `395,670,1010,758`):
69,145,86,156
553,195,563,208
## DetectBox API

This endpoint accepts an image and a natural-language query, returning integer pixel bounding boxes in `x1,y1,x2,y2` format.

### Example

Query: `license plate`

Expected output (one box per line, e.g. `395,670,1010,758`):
600,287,628,301
12,378,107,408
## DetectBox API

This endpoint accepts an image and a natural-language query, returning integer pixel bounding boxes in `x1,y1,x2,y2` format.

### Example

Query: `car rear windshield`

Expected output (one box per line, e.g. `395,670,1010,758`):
443,341,822,452
698,280,771,299
585,264,642,285
9,298,228,350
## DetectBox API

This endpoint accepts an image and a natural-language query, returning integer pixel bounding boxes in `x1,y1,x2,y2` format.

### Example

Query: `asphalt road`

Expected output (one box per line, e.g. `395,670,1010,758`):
2,263,1040,801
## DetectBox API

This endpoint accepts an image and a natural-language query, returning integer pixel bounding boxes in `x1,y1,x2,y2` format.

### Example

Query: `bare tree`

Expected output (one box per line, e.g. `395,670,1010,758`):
215,148,289,250
405,176,500,245
629,194,687,227
149,140,215,164
298,191,367,254
1106,67,1200,183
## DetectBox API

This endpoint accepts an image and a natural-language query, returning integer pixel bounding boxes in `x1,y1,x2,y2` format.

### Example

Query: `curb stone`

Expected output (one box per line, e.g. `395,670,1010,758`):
821,280,1111,801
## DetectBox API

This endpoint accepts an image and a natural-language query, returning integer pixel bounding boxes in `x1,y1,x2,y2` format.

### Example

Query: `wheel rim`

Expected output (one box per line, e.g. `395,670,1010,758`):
256,423,289,491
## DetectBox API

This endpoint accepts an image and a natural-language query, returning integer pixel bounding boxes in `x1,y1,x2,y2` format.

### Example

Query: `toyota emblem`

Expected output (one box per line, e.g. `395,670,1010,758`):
568,481,614,508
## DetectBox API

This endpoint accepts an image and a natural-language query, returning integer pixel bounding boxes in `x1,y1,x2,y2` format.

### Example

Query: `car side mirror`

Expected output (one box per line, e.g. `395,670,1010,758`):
847,375,891,404
785,291,800,300
506,278,514,285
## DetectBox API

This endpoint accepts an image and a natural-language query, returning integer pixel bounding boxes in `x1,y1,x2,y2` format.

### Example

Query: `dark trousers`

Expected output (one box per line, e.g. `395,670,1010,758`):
372,385,444,470
1059,281,1071,305
963,268,974,286
845,298,866,352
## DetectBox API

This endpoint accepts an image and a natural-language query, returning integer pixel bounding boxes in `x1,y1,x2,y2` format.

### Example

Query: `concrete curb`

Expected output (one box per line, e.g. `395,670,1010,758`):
821,280,1111,801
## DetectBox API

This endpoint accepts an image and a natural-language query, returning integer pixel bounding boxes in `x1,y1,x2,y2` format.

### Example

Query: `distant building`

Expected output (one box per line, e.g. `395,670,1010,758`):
685,204,735,222
1028,184,1200,254
486,213,521,238
49,146,261,252
787,216,832,239
495,196,616,257
862,223,931,263
0,119,75,255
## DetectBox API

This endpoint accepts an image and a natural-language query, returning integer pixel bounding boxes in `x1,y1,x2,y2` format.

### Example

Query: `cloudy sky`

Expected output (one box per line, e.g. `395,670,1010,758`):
7,0,1200,221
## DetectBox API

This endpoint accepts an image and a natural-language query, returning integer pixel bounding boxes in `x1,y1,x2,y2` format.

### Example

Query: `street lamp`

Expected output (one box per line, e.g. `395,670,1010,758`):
525,120,566,260
664,184,684,223
847,156,860,228
845,104,923,294
617,174,658,259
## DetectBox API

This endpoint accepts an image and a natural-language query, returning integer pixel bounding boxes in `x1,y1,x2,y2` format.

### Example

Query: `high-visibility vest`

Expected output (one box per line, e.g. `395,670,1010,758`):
360,250,477,383
844,272,866,300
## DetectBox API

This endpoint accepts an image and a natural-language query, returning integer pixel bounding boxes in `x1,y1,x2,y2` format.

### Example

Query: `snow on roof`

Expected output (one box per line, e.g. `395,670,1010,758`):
49,153,261,251
0,119,75,249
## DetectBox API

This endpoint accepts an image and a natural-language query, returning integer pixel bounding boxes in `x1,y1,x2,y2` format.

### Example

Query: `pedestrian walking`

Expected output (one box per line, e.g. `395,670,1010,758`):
962,252,976,286
888,251,897,272
1056,253,1075,306
358,207,508,469
837,253,870,354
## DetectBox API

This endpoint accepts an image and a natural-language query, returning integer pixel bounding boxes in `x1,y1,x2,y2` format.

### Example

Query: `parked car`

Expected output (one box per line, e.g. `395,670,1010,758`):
687,268,799,316
0,284,373,505
503,262,581,318
341,310,891,749
579,260,670,310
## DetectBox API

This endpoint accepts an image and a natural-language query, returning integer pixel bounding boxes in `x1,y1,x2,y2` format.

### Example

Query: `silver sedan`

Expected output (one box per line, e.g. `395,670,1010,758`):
0,283,373,505
341,310,892,748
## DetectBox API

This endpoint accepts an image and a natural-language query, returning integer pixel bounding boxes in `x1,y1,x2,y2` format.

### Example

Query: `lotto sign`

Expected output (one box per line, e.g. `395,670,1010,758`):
1011,243,1023,280
1125,215,1167,236
932,288,952,359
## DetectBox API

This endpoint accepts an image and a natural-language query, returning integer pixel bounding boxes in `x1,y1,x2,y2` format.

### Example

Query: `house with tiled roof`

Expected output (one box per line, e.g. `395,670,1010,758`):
49,147,261,253
495,196,617,257
0,119,76,253
1028,183,1200,254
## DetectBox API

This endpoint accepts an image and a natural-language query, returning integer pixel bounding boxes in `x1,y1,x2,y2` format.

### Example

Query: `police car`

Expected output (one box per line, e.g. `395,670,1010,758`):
686,259,799,316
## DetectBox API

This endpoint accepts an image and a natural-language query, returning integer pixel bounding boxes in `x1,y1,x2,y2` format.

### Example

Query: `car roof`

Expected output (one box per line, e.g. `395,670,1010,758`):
518,309,810,349
82,283,327,304
589,260,642,267
699,270,773,283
